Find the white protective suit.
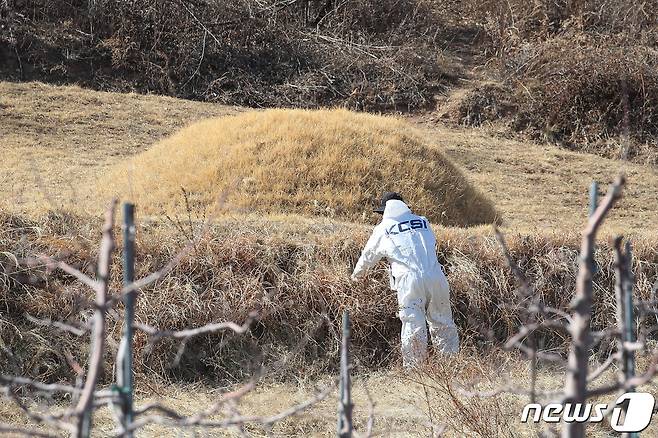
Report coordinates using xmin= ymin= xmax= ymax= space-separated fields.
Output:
xmin=351 ymin=199 xmax=459 ymax=367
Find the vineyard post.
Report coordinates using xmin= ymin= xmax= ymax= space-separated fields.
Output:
xmin=590 ymin=181 xmax=598 ymax=274
xmin=337 ymin=310 xmax=353 ymax=438
xmin=624 ymin=240 xmax=636 ymax=385
xmin=624 ymin=240 xmax=639 ymax=438
xmin=563 ymin=176 xmax=624 ymax=438
xmin=589 ymin=181 xmax=598 ymax=216
xmin=118 ymin=203 xmax=136 ymax=436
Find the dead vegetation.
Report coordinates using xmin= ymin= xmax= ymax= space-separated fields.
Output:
xmin=0 ymin=81 xmax=239 ymax=213
xmin=499 ymin=30 xmax=658 ymax=164
xmin=3 ymin=0 xmax=657 ymax=164
xmin=0 ymin=202 xmax=341 ymax=437
xmin=465 ymin=0 xmax=658 ymax=163
xmin=437 ymin=82 xmax=516 ymax=128
xmin=0 ymin=0 xmax=468 ymax=111
xmin=2 ymin=199 xmax=658 ymax=436
xmin=2 ymin=209 xmax=657 ymax=388
xmin=3 ymin=82 xmax=658 ymax=233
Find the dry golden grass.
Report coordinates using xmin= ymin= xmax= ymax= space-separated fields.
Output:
xmin=0 ymin=81 xmax=239 ymax=214
xmin=3 ymin=81 xmax=657 ymax=234
xmin=2 ymin=81 xmax=658 ymax=436
xmin=3 ymin=349 xmax=658 ymax=437
xmin=411 ymin=119 xmax=658 ymax=235
xmin=97 ymin=108 xmax=497 ymax=226
xmin=3 ymin=210 xmax=657 ymax=384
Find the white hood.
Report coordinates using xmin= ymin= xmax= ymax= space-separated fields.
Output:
xmin=353 ymin=199 xmax=443 ymax=285
xmin=383 ymin=200 xmax=411 ymax=219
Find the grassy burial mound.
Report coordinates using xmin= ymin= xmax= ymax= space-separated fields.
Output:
xmin=99 ymin=109 xmax=498 ymax=226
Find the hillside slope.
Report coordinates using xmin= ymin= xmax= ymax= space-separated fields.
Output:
xmin=1 ymin=81 xmax=656 ymax=234
xmin=4 ymin=0 xmax=657 ymax=164
xmin=2 ymin=81 xmax=658 ymax=437
xmin=413 ymin=122 xmax=658 ymax=234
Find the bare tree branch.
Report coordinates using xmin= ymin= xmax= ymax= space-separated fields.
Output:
xmin=73 ymin=200 xmax=117 ymax=437
xmin=134 ymin=310 xmax=258 ymax=340
xmin=24 ymin=313 xmax=90 ymax=336
xmin=562 ymin=175 xmax=625 ymax=438
xmin=0 ymin=375 xmax=82 ymax=395
xmin=0 ymin=424 xmax=58 ymax=438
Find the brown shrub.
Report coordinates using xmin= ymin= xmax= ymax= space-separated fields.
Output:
xmin=470 ymin=0 xmax=658 ymax=161
xmin=1 ymin=212 xmax=657 ymax=384
xmin=439 ymin=82 xmax=516 ymax=127
xmin=473 ymin=0 xmax=658 ymax=51
xmin=0 ymin=0 xmax=466 ymax=111
xmin=505 ymin=33 xmax=658 ymax=160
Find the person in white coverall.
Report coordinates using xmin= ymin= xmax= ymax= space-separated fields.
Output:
xmin=351 ymin=192 xmax=459 ymax=367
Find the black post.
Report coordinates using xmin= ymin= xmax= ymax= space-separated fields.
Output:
xmin=121 ymin=203 xmax=136 ymax=435
xmin=337 ymin=310 xmax=353 ymax=438
xmin=590 ymin=181 xmax=598 ymax=275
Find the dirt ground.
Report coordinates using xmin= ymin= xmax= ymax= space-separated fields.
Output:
xmin=4 ymin=349 xmax=657 ymax=437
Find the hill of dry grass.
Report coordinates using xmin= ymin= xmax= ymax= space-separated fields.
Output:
xmin=98 ymin=108 xmax=498 ymax=226
xmin=3 ymin=82 xmax=658 ymax=233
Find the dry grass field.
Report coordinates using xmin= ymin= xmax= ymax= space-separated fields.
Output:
xmin=411 ymin=122 xmax=658 ymax=236
xmin=0 ymin=82 xmax=239 ymax=214
xmin=2 ymin=82 xmax=657 ymax=234
xmin=1 ymin=81 xmax=658 ymax=436
xmin=2 ymin=351 xmax=657 ymax=437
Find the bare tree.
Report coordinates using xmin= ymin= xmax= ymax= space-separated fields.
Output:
xmin=0 ymin=200 xmax=335 ymax=437
xmin=562 ymin=175 xmax=624 ymax=437
xmin=454 ymin=175 xmax=658 ymax=438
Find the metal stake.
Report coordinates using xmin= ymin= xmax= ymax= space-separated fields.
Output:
xmin=337 ymin=310 xmax=353 ymax=438
xmin=589 ymin=181 xmax=598 ymax=217
xmin=590 ymin=181 xmax=598 ymax=274
xmin=624 ymin=240 xmax=639 ymax=438
xmin=119 ymin=203 xmax=136 ymax=436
